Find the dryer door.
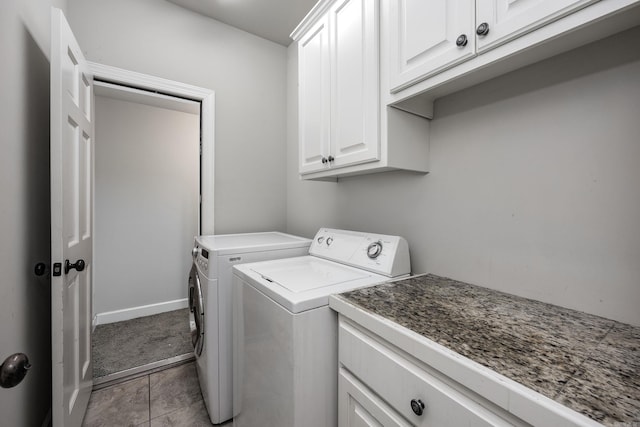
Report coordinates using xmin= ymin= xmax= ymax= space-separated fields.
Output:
xmin=188 ymin=263 xmax=205 ymax=356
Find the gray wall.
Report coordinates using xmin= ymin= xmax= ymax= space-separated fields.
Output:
xmin=286 ymin=27 xmax=640 ymax=327
xmin=0 ymin=0 xmax=67 ymax=425
xmin=67 ymin=0 xmax=289 ymax=234
xmin=94 ymin=95 xmax=199 ymax=318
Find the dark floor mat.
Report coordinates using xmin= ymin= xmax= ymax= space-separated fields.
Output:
xmin=92 ymin=308 xmax=192 ymax=379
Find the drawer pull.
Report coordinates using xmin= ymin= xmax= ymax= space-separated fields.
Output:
xmin=410 ymin=398 xmax=425 ymax=416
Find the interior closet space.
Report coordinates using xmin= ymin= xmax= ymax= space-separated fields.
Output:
xmin=93 ymin=84 xmax=200 ymax=325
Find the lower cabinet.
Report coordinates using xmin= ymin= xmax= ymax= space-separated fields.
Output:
xmin=339 ymin=368 xmax=410 ymax=427
xmin=338 ymin=317 xmax=528 ymax=427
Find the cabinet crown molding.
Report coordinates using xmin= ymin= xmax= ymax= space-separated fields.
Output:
xmin=290 ymin=0 xmax=334 ymax=41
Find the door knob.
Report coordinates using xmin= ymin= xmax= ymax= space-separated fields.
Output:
xmin=64 ymin=259 xmax=86 ymax=274
xmin=1 ymin=353 xmax=31 ymax=388
xmin=456 ymin=34 xmax=468 ymax=47
xmin=327 ymin=155 xmax=335 ymax=163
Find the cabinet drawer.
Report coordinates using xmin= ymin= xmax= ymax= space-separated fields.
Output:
xmin=339 ymin=320 xmax=524 ymax=426
xmin=339 ymin=367 xmax=411 ymax=427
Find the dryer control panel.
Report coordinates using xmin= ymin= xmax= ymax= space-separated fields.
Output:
xmin=193 ymin=245 xmax=210 ymax=275
xmin=309 ymin=228 xmax=410 ymax=277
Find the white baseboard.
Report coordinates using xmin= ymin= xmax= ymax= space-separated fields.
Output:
xmin=95 ymin=299 xmax=188 ymax=325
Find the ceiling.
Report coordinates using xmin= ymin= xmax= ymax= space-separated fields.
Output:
xmin=166 ymin=0 xmax=319 ymax=46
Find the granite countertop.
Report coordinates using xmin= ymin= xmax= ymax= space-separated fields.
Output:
xmin=338 ymin=274 xmax=640 ymax=426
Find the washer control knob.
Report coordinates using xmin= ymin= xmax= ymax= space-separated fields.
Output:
xmin=410 ymin=398 xmax=425 ymax=416
xmin=326 ymin=237 xmax=333 ymax=246
xmin=192 ymin=247 xmax=199 ymax=259
xmin=317 ymin=236 xmax=325 ymax=244
xmin=367 ymin=241 xmax=383 ymax=259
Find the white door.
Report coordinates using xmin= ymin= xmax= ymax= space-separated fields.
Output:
xmin=475 ymin=0 xmax=598 ymax=51
xmin=50 ymin=7 xmax=94 ymax=426
xmin=388 ymin=0 xmax=475 ymax=93
xmin=299 ymin=15 xmax=331 ymax=174
xmin=330 ymin=0 xmax=380 ymax=169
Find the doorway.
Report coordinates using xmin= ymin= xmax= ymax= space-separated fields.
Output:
xmin=87 ymin=64 xmax=215 ymax=386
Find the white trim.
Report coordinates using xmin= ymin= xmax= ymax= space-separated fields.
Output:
xmin=93 ymin=80 xmax=200 ymax=115
xmin=95 ymin=298 xmax=189 ymax=325
xmin=87 ymin=61 xmax=215 ymax=233
xmin=93 ymin=354 xmax=195 ymax=390
xmin=290 ymin=0 xmax=335 ymax=41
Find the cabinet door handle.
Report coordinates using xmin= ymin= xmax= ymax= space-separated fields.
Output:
xmin=321 ymin=157 xmax=328 ymax=164
xmin=327 ymin=155 xmax=335 ymax=163
xmin=476 ymin=22 xmax=490 ymax=36
xmin=456 ymin=34 xmax=468 ymax=47
xmin=410 ymin=398 xmax=425 ymax=416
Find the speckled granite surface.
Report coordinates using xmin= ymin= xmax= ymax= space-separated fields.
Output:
xmin=339 ymin=274 xmax=640 ymax=426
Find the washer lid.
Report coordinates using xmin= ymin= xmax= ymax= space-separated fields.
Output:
xmin=196 ymin=232 xmax=311 ymax=254
xmin=252 ymin=257 xmax=370 ymax=292
xmin=235 ymin=256 xmax=389 ymax=313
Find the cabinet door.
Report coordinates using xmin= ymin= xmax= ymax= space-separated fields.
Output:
xmin=339 ymin=368 xmax=411 ymax=427
xmin=388 ymin=0 xmax=475 ymax=93
xmin=329 ymin=0 xmax=380 ymax=168
xmin=340 ymin=321 xmax=516 ymax=427
xmin=299 ymin=15 xmax=331 ymax=174
xmin=476 ymin=0 xmax=599 ymax=51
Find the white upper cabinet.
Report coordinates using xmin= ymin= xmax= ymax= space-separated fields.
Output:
xmin=387 ymin=0 xmax=640 ymax=118
xmin=390 ymin=0 xmax=597 ymax=93
xmin=475 ymin=0 xmax=599 ymax=51
xmin=330 ymin=0 xmax=380 ymax=170
xmin=293 ymin=0 xmax=431 ymax=180
xmin=297 ymin=0 xmax=380 ymax=176
xmin=389 ymin=0 xmax=475 ymax=93
xmin=299 ymin=15 xmax=331 ymax=174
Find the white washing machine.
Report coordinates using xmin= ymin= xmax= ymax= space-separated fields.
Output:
xmin=232 ymin=228 xmax=411 ymax=427
xmin=188 ymin=232 xmax=311 ymax=424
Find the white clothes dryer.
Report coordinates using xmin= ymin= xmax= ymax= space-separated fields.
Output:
xmin=232 ymin=228 xmax=411 ymax=427
xmin=188 ymin=232 xmax=311 ymax=424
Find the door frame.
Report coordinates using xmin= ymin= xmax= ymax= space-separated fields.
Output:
xmin=88 ymin=62 xmax=215 ymax=234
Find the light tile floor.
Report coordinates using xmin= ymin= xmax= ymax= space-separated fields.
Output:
xmin=82 ymin=362 xmax=231 ymax=427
